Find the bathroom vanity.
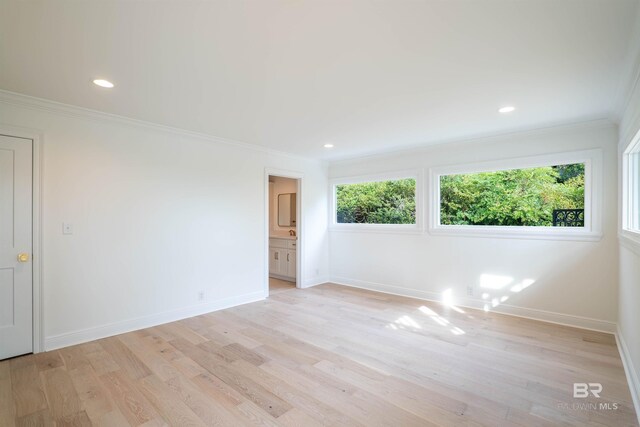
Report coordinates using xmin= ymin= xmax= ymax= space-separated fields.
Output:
xmin=269 ymin=236 xmax=297 ymax=282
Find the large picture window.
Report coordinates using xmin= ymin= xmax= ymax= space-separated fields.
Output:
xmin=429 ymin=150 xmax=602 ymax=240
xmin=331 ymin=172 xmax=420 ymax=229
xmin=439 ymin=163 xmax=585 ymax=227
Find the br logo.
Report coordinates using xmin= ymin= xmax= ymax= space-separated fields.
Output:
xmin=573 ymin=383 xmax=602 ymax=398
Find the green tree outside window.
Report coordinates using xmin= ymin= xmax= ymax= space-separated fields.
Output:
xmin=336 ymin=178 xmax=416 ymax=224
xmin=439 ymin=163 xmax=585 ymax=226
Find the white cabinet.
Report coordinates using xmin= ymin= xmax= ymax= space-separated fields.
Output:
xmin=269 ymin=248 xmax=281 ymax=274
xmin=269 ymin=238 xmax=296 ymax=282
xmin=286 ymin=250 xmax=296 ymax=279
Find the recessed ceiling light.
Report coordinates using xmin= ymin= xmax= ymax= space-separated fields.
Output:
xmin=93 ymin=79 xmax=114 ymax=88
xmin=498 ymin=106 xmax=515 ymax=113
xmin=323 ymin=143 xmax=334 ymax=148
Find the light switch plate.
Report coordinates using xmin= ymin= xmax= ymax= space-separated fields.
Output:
xmin=63 ymin=222 xmax=73 ymax=235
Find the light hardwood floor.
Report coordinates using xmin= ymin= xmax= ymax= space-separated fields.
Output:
xmin=1 ymin=284 xmax=637 ymax=426
xmin=269 ymin=278 xmax=296 ymax=295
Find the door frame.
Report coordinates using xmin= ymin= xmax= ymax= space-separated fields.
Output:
xmin=0 ymin=125 xmax=43 ymax=354
xmin=264 ymin=168 xmax=303 ymax=297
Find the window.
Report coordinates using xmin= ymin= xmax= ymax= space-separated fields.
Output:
xmin=331 ymin=172 xmax=420 ymax=229
xmin=629 ymin=150 xmax=640 ymax=231
xmin=622 ymin=129 xmax=640 ymax=243
xmin=429 ymin=150 xmax=602 ymax=240
xmin=439 ymin=163 xmax=585 ymax=227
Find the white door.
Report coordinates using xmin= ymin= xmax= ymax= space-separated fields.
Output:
xmin=0 ymin=135 xmax=33 ymax=360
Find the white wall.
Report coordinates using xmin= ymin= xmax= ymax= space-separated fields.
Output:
xmin=0 ymin=87 xmax=631 ymax=389
xmin=0 ymin=92 xmax=329 ymax=350
xmin=618 ymin=61 xmax=640 ymax=415
xmin=329 ymin=122 xmax=619 ymax=330
xmin=269 ymin=176 xmax=297 ymax=236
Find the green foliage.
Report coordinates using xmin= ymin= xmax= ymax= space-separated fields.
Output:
xmin=440 ymin=163 xmax=584 ymax=226
xmin=336 ymin=178 xmax=416 ymax=224
xmin=554 ymin=163 xmax=585 ymax=183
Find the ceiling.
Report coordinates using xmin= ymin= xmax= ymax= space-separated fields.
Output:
xmin=1 ymin=0 xmax=639 ymax=160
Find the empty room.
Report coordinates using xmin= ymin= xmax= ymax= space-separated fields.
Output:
xmin=1 ymin=1 xmax=640 ymax=426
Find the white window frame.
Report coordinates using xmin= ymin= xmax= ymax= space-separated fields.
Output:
xmin=329 ymin=170 xmax=423 ymax=233
xmin=428 ymin=149 xmax=603 ymax=241
xmin=621 ymin=128 xmax=640 ymax=251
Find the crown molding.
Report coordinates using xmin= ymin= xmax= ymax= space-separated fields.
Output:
xmin=329 ymin=117 xmax=615 ymax=165
xmin=0 ymin=89 xmax=319 ymax=163
xmin=0 ymin=88 xmax=618 ymax=167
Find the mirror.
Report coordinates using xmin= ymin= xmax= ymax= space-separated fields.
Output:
xmin=278 ymin=193 xmax=297 ymax=227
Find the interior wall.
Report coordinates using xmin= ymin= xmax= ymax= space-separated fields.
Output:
xmin=269 ymin=176 xmax=297 ymax=236
xmin=329 ymin=122 xmax=619 ymax=329
xmin=618 ymin=66 xmax=640 ymax=411
xmin=0 ymin=87 xmax=630 ymax=366
xmin=0 ymin=93 xmax=329 ymax=350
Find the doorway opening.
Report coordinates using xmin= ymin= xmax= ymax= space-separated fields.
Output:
xmin=266 ymin=172 xmax=301 ymax=296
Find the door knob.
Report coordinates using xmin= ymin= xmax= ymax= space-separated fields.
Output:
xmin=17 ymin=253 xmax=29 ymax=263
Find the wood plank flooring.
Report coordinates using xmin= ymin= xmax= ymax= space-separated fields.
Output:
xmin=1 ymin=283 xmax=637 ymax=426
xmin=269 ymin=278 xmax=296 ymax=295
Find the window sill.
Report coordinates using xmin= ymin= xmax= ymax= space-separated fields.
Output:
xmin=619 ymin=230 xmax=640 ymax=256
xmin=429 ymin=225 xmax=603 ymax=242
xmin=329 ymin=224 xmax=423 ymax=235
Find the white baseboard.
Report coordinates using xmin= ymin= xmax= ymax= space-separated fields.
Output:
xmin=329 ymin=277 xmax=617 ymax=334
xmin=616 ymin=326 xmax=640 ymax=425
xmin=44 ymin=291 xmax=264 ymax=351
xmin=302 ymin=276 xmax=330 ymax=289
